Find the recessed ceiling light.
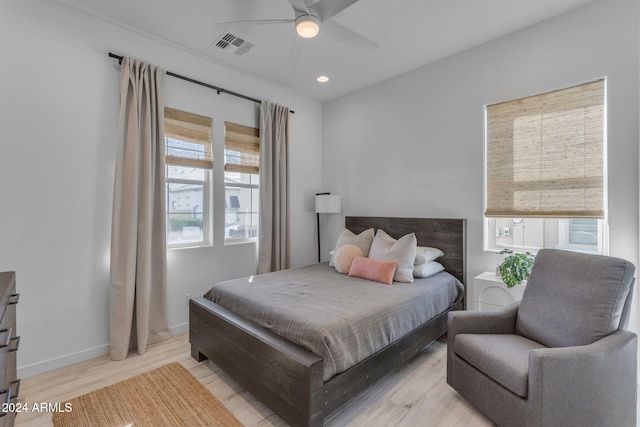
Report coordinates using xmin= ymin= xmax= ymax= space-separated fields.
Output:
xmin=317 ymin=76 xmax=330 ymax=83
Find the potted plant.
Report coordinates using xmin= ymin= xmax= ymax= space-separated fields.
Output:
xmin=500 ymin=252 xmax=535 ymax=288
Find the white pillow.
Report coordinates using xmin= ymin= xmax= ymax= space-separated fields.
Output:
xmin=329 ymin=228 xmax=375 ymax=267
xmin=334 ymin=244 xmax=363 ymax=274
xmin=414 ymin=246 xmax=444 ymax=265
xmin=369 ymin=230 xmax=417 ymax=283
xmin=413 ymin=261 xmax=444 ymax=278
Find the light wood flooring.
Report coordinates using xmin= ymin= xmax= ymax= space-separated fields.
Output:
xmin=15 ymin=333 xmax=492 ymax=427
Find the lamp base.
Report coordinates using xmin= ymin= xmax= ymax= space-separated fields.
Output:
xmin=317 ymin=212 xmax=321 ymax=263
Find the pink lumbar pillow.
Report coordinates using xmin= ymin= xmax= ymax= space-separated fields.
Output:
xmin=334 ymin=244 xmax=364 ymax=274
xmin=348 ymin=256 xmax=398 ymax=285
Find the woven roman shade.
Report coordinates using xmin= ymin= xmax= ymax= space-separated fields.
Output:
xmin=164 ymin=107 xmax=213 ymax=169
xmin=224 ymin=122 xmax=259 ymax=174
xmin=485 ymin=79 xmax=605 ymax=219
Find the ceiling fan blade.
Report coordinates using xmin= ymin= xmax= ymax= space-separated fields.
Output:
xmin=289 ymin=35 xmax=306 ymax=68
xmin=313 ymin=0 xmax=358 ymax=21
xmin=322 ymin=19 xmax=378 ymax=51
xmin=288 ymin=0 xmax=312 ymax=14
xmin=215 ymin=18 xmax=294 ymax=26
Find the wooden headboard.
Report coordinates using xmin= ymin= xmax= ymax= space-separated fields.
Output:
xmin=345 ymin=216 xmax=467 ymax=289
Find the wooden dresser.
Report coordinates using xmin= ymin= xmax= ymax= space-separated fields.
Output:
xmin=0 ymin=272 xmax=19 ymax=427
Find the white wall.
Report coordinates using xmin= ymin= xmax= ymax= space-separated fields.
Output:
xmin=0 ymin=0 xmax=322 ymax=377
xmin=322 ymin=0 xmax=639 ymax=321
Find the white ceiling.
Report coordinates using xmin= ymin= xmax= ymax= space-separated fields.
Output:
xmin=56 ymin=0 xmax=599 ymax=102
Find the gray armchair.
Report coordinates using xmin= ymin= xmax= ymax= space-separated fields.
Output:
xmin=448 ymin=249 xmax=636 ymax=427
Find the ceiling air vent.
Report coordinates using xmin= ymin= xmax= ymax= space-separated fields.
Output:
xmin=214 ymin=32 xmax=254 ymax=56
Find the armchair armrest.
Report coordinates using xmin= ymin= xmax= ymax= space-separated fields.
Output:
xmin=447 ymin=302 xmax=519 ymax=338
xmin=528 ymin=330 xmax=637 ymax=427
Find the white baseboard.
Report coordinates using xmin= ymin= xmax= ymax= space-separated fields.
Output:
xmin=18 ymin=322 xmax=190 ymax=378
xmin=170 ymin=322 xmax=189 ymax=335
xmin=18 ymin=343 xmax=110 ymax=378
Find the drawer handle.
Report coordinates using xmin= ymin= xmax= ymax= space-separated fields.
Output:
xmin=8 ymin=294 xmax=19 ymax=305
xmin=0 ymin=329 xmax=11 ymax=349
xmin=0 ymin=385 xmax=11 ymax=416
xmin=8 ymin=336 xmax=19 ymax=352
xmin=9 ymin=380 xmax=19 ymax=401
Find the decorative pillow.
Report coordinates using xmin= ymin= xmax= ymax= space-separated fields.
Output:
xmin=329 ymin=228 xmax=375 ymax=267
xmin=334 ymin=244 xmax=363 ymax=274
xmin=348 ymin=256 xmax=398 ymax=285
xmin=414 ymin=246 xmax=444 ymax=265
xmin=413 ymin=261 xmax=445 ymax=278
xmin=368 ymin=230 xmax=417 ymax=283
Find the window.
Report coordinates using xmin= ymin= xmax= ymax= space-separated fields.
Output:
xmin=484 ymin=80 xmax=607 ymax=254
xmin=224 ymin=122 xmax=259 ymax=243
xmin=164 ymin=107 xmax=213 ymax=247
xmin=568 ymin=219 xmax=598 ymax=245
xmin=486 ymin=218 xmax=606 ymax=254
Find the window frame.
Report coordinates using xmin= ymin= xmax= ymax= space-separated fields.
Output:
xmin=164 ymin=107 xmax=213 ymax=249
xmin=485 ymin=217 xmax=607 ymax=255
xmin=223 ymin=121 xmax=260 ymax=244
xmin=224 ymin=173 xmax=259 ymax=244
xmin=556 ymin=218 xmax=606 ymax=254
xmin=165 ymin=166 xmax=211 ymax=249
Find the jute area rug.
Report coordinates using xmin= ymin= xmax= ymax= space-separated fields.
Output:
xmin=53 ymin=362 xmax=244 ymax=426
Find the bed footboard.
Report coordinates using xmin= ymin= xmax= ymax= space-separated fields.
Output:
xmin=190 ymin=297 xmax=462 ymax=426
xmin=189 ymin=297 xmax=325 ymax=427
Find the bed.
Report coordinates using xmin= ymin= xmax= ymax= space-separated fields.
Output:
xmin=189 ymin=217 xmax=467 ymax=426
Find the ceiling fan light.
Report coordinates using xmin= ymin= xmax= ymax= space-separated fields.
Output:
xmin=296 ymin=15 xmax=320 ymax=38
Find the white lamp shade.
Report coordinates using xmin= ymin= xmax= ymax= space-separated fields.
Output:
xmin=315 ymin=194 xmax=341 ymax=213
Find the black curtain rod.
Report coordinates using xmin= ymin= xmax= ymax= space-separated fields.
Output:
xmin=108 ymin=52 xmax=294 ymax=114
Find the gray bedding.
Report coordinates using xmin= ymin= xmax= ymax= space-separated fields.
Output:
xmin=204 ymin=263 xmax=463 ymax=381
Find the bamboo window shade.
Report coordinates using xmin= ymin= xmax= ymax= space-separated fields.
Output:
xmin=224 ymin=122 xmax=259 ymax=174
xmin=164 ymin=107 xmax=213 ymax=169
xmin=485 ymin=79 xmax=605 ymax=219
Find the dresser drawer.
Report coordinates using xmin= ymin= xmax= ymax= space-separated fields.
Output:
xmin=4 ymin=336 xmax=18 ymax=390
xmin=0 ymin=379 xmax=19 ymax=426
xmin=0 ymin=310 xmax=13 ymax=338
xmin=0 ymin=274 xmax=14 ymax=326
xmin=0 ymin=273 xmax=17 ymax=427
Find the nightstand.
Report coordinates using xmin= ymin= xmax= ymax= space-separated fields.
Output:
xmin=472 ymin=271 xmax=525 ymax=311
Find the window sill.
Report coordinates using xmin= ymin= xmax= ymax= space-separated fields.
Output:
xmin=224 ymin=239 xmax=258 ymax=246
xmin=168 ymin=242 xmax=212 ymax=251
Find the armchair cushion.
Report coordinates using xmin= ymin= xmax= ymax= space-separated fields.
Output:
xmin=454 ymin=334 xmax=546 ymax=397
xmin=516 ymin=249 xmax=635 ymax=348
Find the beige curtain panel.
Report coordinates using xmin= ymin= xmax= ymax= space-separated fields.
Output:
xmin=110 ymin=57 xmax=171 ymax=361
xmin=485 ymin=79 xmax=605 ymax=219
xmin=258 ymin=101 xmax=290 ymax=273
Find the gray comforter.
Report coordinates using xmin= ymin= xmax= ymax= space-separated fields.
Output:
xmin=205 ymin=263 xmax=463 ymax=381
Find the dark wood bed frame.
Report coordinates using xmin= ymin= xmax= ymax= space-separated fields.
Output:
xmin=189 ymin=217 xmax=467 ymax=426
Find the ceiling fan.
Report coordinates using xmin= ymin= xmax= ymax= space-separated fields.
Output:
xmin=215 ymin=0 xmax=378 ymax=56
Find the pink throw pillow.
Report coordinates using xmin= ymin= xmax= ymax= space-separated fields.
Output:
xmin=348 ymin=256 xmax=398 ymax=285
